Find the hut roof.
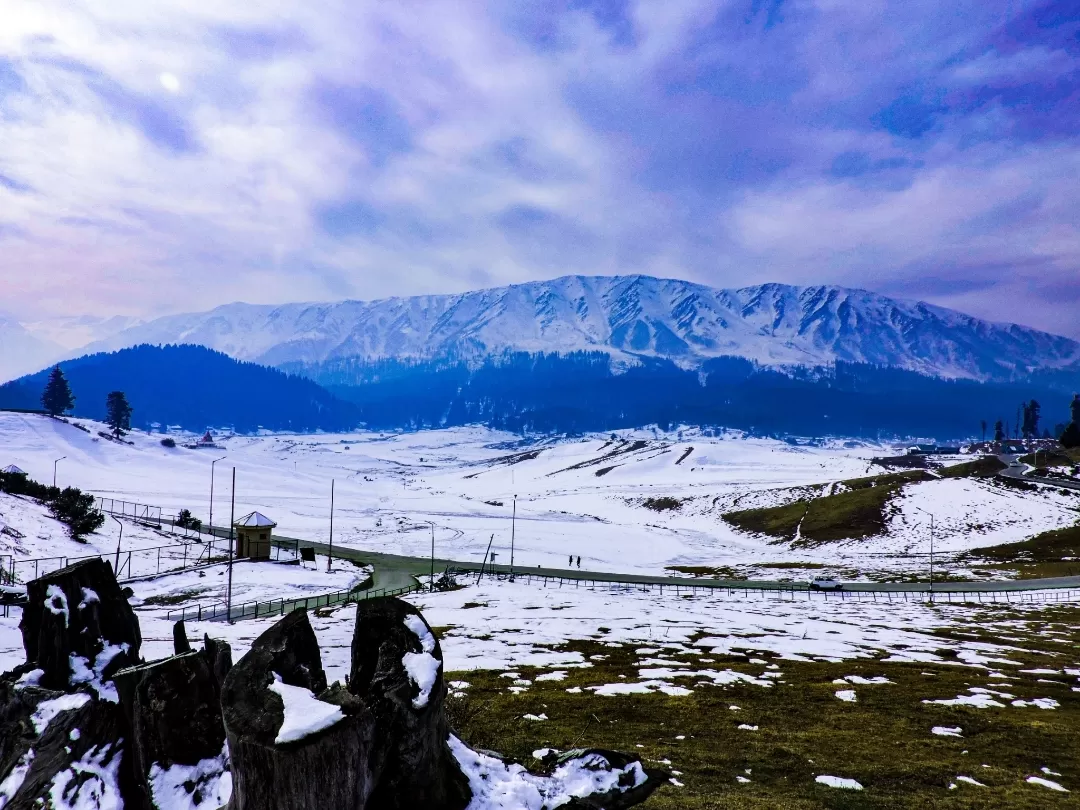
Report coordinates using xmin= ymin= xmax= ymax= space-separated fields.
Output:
xmin=1 ymin=465 xmax=27 ymax=475
xmin=234 ymin=511 xmax=276 ymax=528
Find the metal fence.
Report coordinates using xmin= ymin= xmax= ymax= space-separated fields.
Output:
xmin=460 ymin=570 xmax=1080 ymax=605
xmin=1 ymin=536 xmax=297 ymax=586
xmin=94 ymin=497 xmax=163 ymax=524
xmin=165 ymin=581 xmax=417 ymax=624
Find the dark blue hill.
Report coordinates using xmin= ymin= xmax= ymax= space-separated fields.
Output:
xmin=0 ymin=344 xmax=360 ymax=433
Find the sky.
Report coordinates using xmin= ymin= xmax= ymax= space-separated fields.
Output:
xmin=0 ymin=0 xmax=1078 ymax=342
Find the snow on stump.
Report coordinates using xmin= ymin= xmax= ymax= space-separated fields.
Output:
xmin=113 ymin=640 xmax=230 ymax=809
xmin=0 ymin=678 xmax=130 ymax=810
xmin=221 ymin=609 xmax=377 ymax=810
xmin=19 ymin=558 xmax=142 ymax=695
xmin=348 ymin=596 xmax=470 ymax=810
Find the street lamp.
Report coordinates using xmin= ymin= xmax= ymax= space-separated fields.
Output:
xmin=227 ymin=467 xmax=236 ymax=624
xmin=327 ymin=479 xmax=335 ymax=573
xmin=53 ymin=456 xmax=66 ymax=488
xmin=109 ymin=514 xmax=124 ymax=575
xmin=209 ymin=456 xmax=226 ymax=533
xmin=426 ymin=520 xmax=436 ymax=592
xmin=509 ymin=495 xmax=517 ymax=581
xmin=914 ymin=506 xmax=935 ymax=601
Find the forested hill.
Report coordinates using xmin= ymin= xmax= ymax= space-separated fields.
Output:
xmin=0 ymin=344 xmax=360 ymax=433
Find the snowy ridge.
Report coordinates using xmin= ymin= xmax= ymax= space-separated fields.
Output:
xmin=71 ymin=276 xmax=1080 ymax=382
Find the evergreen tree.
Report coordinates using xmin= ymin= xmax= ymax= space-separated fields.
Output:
xmin=1062 ymin=395 xmax=1080 ymax=449
xmin=105 ymin=391 xmax=133 ymax=437
xmin=40 ymin=365 xmax=75 ymax=416
xmin=1021 ymin=399 xmax=1041 ymax=439
xmin=980 ymin=419 xmax=987 ymax=442
xmin=994 ymin=420 xmax=1005 ymax=442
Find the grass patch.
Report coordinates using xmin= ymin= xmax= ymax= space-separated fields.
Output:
xmin=964 ymin=523 xmax=1080 ymax=566
xmin=665 ymin=565 xmax=747 ymax=580
xmin=757 ymin=562 xmax=827 ymax=570
xmin=939 ymin=456 xmax=1007 ymax=478
xmin=139 ymin=588 xmax=209 ymax=606
xmin=446 ymin=615 xmax=1080 ymax=809
xmin=1019 ymin=448 xmax=1080 ymax=468
xmin=724 ymin=471 xmax=931 ymax=546
xmin=642 ymin=497 xmax=682 ymax=512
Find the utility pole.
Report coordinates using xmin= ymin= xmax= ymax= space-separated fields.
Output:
xmin=915 ymin=506 xmax=935 ymax=601
xmin=428 ymin=520 xmax=436 ymax=592
xmin=53 ymin=456 xmax=66 ymax=488
xmin=109 ymin=514 xmax=123 ymax=575
xmin=327 ymin=479 xmax=335 ymax=573
xmin=510 ymin=495 xmax=517 ymax=581
xmin=227 ymin=467 xmax=236 ymax=624
xmin=209 ymin=456 xmax=226 ymax=532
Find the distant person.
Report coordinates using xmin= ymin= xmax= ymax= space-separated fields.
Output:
xmin=576 ymin=556 xmax=581 ymax=568
xmin=568 ymin=555 xmax=573 ymax=566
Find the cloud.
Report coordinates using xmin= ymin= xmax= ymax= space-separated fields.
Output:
xmin=0 ymin=0 xmax=1077 ymax=343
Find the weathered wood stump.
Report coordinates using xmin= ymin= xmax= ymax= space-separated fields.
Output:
xmin=350 ymin=597 xmax=470 ymax=810
xmin=19 ymin=558 xmax=142 ymax=693
xmin=221 ymin=609 xmax=377 ymax=810
xmin=114 ymin=639 xmax=229 ymax=810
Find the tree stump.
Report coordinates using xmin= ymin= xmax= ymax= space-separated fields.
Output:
xmin=19 ymin=558 xmax=142 ymax=692
xmin=349 ymin=597 xmax=470 ymax=810
xmin=222 ymin=610 xmax=377 ymax=810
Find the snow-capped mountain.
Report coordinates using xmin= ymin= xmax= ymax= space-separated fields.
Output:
xmin=73 ymin=275 xmax=1080 ymax=382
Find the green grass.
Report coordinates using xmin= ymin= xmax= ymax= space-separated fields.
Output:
xmin=939 ymin=456 xmax=1007 ymax=478
xmin=446 ymin=610 xmax=1080 ymax=809
xmin=1018 ymin=448 xmax=1080 ymax=468
xmin=724 ymin=472 xmax=931 ymax=546
xmin=665 ymin=565 xmax=748 ymax=579
xmin=961 ymin=523 xmax=1080 ymax=579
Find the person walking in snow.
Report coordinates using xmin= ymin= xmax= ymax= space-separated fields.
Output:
xmin=568 ymin=554 xmax=573 ymax=566
xmin=576 ymin=556 xmax=581 ymax=568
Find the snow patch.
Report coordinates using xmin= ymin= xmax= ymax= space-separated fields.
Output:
xmin=815 ymin=775 xmax=863 ymax=790
xmin=148 ymin=743 xmax=232 ymax=810
xmin=46 ymin=585 xmax=69 ymax=628
xmin=402 ymin=614 xmax=441 ymax=710
xmin=267 ymin=674 xmax=345 ymax=745
xmin=48 ymin=743 xmax=124 ymax=810
xmin=31 ymin=693 xmax=91 ymax=734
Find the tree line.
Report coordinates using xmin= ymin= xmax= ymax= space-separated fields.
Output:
xmin=0 ymin=468 xmax=104 ymax=540
xmin=41 ymin=365 xmax=132 ymax=437
xmin=982 ymin=395 xmax=1080 ymax=447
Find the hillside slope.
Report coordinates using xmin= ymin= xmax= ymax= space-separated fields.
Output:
xmin=0 ymin=344 xmax=360 ymax=433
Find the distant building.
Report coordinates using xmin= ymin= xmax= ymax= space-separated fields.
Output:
xmin=233 ymin=511 xmax=276 ymax=561
xmin=905 ymin=445 xmax=961 ymax=456
xmin=188 ymin=430 xmax=223 ymax=450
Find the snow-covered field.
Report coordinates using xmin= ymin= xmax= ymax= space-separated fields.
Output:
xmin=3 ymin=413 xmax=1076 ymax=583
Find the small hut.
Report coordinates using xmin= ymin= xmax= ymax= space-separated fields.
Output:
xmin=1 ymin=465 xmax=28 ymax=476
xmin=233 ymin=511 xmax=276 ymax=561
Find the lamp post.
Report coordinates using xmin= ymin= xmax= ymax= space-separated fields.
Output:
xmin=915 ymin=506 xmax=935 ymax=601
xmin=109 ymin=514 xmax=123 ymax=575
xmin=509 ymin=495 xmax=517 ymax=582
xmin=53 ymin=456 xmax=66 ymax=488
xmin=327 ymin=479 xmax=335 ymax=573
xmin=425 ymin=520 xmax=436 ymax=592
xmin=209 ymin=456 xmax=226 ymax=533
xmin=227 ymin=467 xmax=236 ymax=624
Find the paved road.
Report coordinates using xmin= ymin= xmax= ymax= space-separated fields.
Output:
xmin=273 ymin=533 xmax=1080 ymax=595
xmin=998 ymin=454 xmax=1080 ymax=492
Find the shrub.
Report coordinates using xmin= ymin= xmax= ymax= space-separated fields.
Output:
xmin=160 ymin=437 xmax=177 ymax=448
xmin=175 ymin=508 xmax=202 ymax=530
xmin=48 ymin=487 xmax=105 ymax=540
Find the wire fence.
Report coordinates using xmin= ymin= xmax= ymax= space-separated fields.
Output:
xmin=165 ymin=581 xmax=417 ymax=623
xmin=0 ymin=536 xmax=297 ymax=587
xmin=457 ymin=569 xmax=1080 ymax=606
xmin=94 ymin=497 xmax=163 ymax=524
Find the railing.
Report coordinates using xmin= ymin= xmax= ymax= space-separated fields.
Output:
xmin=456 ymin=569 xmax=1080 ymax=605
xmin=94 ymin=497 xmax=163 ymax=524
xmin=165 ymin=581 xmax=417 ymax=624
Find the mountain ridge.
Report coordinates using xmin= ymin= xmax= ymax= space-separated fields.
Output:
xmin=66 ymin=275 xmax=1080 ymax=383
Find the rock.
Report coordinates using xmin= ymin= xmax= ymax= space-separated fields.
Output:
xmin=19 ymin=558 xmax=142 ymax=694
xmin=538 ymin=749 xmax=671 ymax=809
xmin=349 ymin=597 xmax=470 ymax=810
xmin=222 ymin=610 xmax=377 ymax=810
xmin=203 ymin=635 xmax=233 ymax=693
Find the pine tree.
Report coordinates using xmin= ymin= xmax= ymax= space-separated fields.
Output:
xmin=105 ymin=391 xmax=133 ymax=438
xmin=41 ymin=366 xmax=75 ymax=416
xmin=994 ymin=420 xmax=1005 ymax=442
xmin=1062 ymin=395 xmax=1080 ymax=449
xmin=980 ymin=420 xmax=987 ymax=442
